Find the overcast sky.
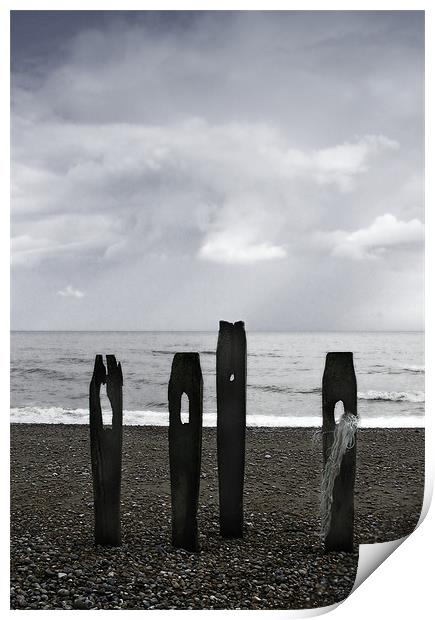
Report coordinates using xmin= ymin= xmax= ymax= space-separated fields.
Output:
xmin=11 ymin=10 xmax=424 ymax=331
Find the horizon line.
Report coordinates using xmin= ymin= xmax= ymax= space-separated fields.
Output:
xmin=10 ymin=329 xmax=425 ymax=334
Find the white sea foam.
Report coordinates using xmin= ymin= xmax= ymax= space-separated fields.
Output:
xmin=357 ymin=390 xmax=425 ymax=403
xmin=401 ymin=365 xmax=425 ymax=373
xmin=10 ymin=407 xmax=424 ymax=428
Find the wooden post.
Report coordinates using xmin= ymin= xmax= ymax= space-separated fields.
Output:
xmin=216 ymin=320 xmax=247 ymax=538
xmin=89 ymin=354 xmax=123 ymax=546
xmin=168 ymin=353 xmax=203 ymax=552
xmin=322 ymin=352 xmax=357 ymax=552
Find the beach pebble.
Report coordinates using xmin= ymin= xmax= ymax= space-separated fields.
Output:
xmin=73 ymin=597 xmax=92 ymax=610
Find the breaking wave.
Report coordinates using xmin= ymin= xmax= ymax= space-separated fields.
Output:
xmin=401 ymin=365 xmax=425 ymax=373
xmin=363 ymin=364 xmax=425 ymax=375
xmin=10 ymin=407 xmax=424 ymax=428
xmin=10 ymin=367 xmax=70 ymax=381
xmin=250 ymin=385 xmax=321 ymax=395
xmin=152 ymin=349 xmax=216 ymax=356
xmin=357 ymin=390 xmax=425 ymax=403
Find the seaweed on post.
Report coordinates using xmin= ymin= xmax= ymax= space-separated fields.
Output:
xmin=321 ymin=352 xmax=357 ymax=553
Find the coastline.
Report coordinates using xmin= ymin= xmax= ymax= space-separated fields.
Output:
xmin=10 ymin=424 xmax=424 ymax=610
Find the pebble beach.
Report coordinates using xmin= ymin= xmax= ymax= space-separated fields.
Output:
xmin=10 ymin=424 xmax=424 ymax=610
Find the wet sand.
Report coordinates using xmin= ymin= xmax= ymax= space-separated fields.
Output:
xmin=10 ymin=424 xmax=424 ymax=610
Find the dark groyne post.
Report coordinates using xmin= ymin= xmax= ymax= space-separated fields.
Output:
xmin=89 ymin=354 xmax=123 ymax=546
xmin=322 ymin=352 xmax=357 ymax=553
xmin=168 ymin=353 xmax=203 ymax=552
xmin=216 ymin=320 xmax=247 ymax=538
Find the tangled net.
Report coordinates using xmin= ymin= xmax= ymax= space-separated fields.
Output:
xmin=320 ymin=411 xmax=358 ymax=542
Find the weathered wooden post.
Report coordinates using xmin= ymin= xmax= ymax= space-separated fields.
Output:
xmin=321 ymin=352 xmax=357 ymax=553
xmin=168 ymin=353 xmax=203 ymax=552
xmin=89 ymin=354 xmax=123 ymax=546
xmin=216 ymin=320 xmax=247 ymax=538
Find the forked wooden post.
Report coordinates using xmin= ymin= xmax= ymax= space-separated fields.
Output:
xmin=168 ymin=353 xmax=203 ymax=552
xmin=322 ymin=352 xmax=357 ymax=552
xmin=216 ymin=320 xmax=247 ymax=538
xmin=89 ymin=354 xmax=123 ymax=546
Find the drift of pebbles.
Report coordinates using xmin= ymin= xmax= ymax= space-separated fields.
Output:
xmin=10 ymin=425 xmax=424 ymax=610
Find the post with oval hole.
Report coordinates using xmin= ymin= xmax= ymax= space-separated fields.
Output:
xmin=322 ymin=352 xmax=357 ymax=552
xmin=168 ymin=353 xmax=203 ymax=551
xmin=217 ymin=320 xmax=247 ymax=538
xmin=89 ymin=354 xmax=123 ymax=546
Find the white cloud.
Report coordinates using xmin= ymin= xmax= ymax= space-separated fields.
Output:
xmin=309 ymin=135 xmax=399 ymax=191
xmin=199 ymin=230 xmax=286 ymax=264
xmin=317 ymin=213 xmax=424 ymax=260
xmin=57 ymin=284 xmax=85 ymax=298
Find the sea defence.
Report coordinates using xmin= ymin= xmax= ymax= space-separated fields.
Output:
xmin=168 ymin=352 xmax=203 ymax=552
xmin=321 ymin=352 xmax=358 ymax=553
xmin=86 ymin=333 xmax=359 ymax=555
xmin=89 ymin=354 xmax=123 ymax=547
xmin=216 ymin=320 xmax=247 ymax=538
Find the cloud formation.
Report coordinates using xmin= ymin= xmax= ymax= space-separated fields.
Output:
xmin=199 ymin=232 xmax=287 ymax=265
xmin=316 ymin=214 xmax=424 ymax=260
xmin=10 ymin=11 xmax=424 ymax=330
xmin=57 ymin=285 xmax=85 ymax=299
xmin=11 ymin=118 xmax=400 ymax=268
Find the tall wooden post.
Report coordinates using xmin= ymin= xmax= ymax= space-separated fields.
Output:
xmin=168 ymin=353 xmax=203 ymax=552
xmin=89 ymin=354 xmax=123 ymax=546
xmin=322 ymin=352 xmax=357 ymax=552
xmin=216 ymin=320 xmax=247 ymax=538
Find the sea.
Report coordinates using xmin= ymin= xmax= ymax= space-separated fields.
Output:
xmin=10 ymin=331 xmax=424 ymax=428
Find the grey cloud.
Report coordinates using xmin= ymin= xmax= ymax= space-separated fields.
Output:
xmin=11 ymin=11 xmax=424 ymax=330
xmin=57 ymin=284 xmax=85 ymax=298
xmin=11 ymin=119 xmax=401 ymax=267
